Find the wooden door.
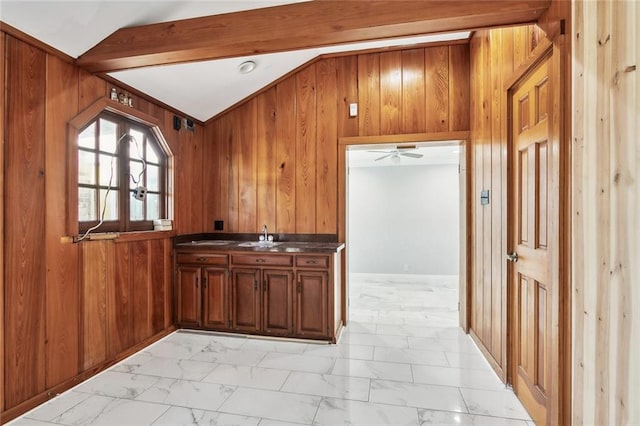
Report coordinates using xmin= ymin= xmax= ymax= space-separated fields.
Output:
xmin=262 ymin=269 xmax=294 ymax=335
xmin=295 ymin=271 xmax=329 ymax=338
xmin=203 ymin=268 xmax=230 ymax=330
xmin=176 ymin=266 xmax=201 ymax=327
xmin=231 ymin=269 xmax=261 ymax=332
xmin=509 ymin=52 xmax=557 ymax=426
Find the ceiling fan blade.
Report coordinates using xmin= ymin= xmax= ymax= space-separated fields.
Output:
xmin=368 ymin=150 xmax=393 ymax=154
xmin=400 ymin=152 xmax=423 ymax=158
xmin=375 ymin=153 xmax=394 ymax=161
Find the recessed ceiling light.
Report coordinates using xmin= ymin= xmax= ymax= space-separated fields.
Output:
xmin=238 ymin=60 xmax=256 ymax=74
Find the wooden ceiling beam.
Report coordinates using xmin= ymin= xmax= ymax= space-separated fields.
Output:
xmin=77 ymin=0 xmax=550 ymax=73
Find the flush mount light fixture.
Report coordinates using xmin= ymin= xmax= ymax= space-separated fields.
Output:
xmin=238 ymin=60 xmax=257 ymax=74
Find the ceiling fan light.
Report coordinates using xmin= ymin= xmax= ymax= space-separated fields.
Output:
xmin=391 ymin=155 xmax=401 ymax=164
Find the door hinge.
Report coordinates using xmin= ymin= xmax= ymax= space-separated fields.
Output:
xmin=458 ymin=302 xmax=460 ymax=311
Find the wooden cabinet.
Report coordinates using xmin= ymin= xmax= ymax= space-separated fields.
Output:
xmin=175 ymin=247 xmax=341 ymax=341
xmin=295 ymin=271 xmax=329 ymax=338
xmin=175 ymin=253 xmax=230 ymax=329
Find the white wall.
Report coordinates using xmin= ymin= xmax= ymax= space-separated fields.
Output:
xmin=348 ymin=164 xmax=459 ymax=275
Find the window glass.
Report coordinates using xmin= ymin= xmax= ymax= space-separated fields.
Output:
xmin=99 ymin=154 xmax=118 ymax=187
xmin=146 ymin=164 xmax=159 ymax=192
xmin=99 ymin=119 xmax=118 ymax=153
xmin=78 ymin=123 xmax=96 ymax=149
xmin=100 ymin=189 xmax=119 ymax=221
xmin=78 ymin=187 xmax=97 ymax=221
xmin=146 ymin=193 xmax=160 ymax=220
xmin=78 ymin=150 xmax=96 ymax=185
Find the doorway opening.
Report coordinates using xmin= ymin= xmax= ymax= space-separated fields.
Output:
xmin=344 ymin=141 xmax=466 ymax=331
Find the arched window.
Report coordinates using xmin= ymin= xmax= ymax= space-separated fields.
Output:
xmin=77 ymin=111 xmax=167 ymax=233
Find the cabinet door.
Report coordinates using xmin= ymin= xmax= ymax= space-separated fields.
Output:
xmin=262 ymin=269 xmax=294 ymax=336
xmin=176 ymin=266 xmax=201 ymax=327
xmin=295 ymin=271 xmax=329 ymax=338
xmin=203 ymin=268 xmax=229 ymax=330
xmin=231 ymin=269 xmax=261 ymax=332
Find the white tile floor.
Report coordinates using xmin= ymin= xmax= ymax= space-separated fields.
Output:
xmin=8 ymin=274 xmax=534 ymax=426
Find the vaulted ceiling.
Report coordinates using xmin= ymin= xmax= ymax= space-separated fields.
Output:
xmin=0 ymin=1 xmax=549 ymax=122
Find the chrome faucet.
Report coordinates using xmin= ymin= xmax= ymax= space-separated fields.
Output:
xmin=261 ymin=224 xmax=268 ymax=242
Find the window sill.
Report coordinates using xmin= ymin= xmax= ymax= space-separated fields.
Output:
xmin=66 ymin=229 xmax=176 ymax=244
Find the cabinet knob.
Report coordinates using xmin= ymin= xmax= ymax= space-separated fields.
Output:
xmin=255 ymin=258 xmax=266 ymax=263
xmin=196 ymin=257 xmax=207 ymax=262
xmin=307 ymin=260 xmax=317 ymax=265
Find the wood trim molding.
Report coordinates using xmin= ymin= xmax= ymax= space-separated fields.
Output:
xmin=77 ymin=0 xmax=549 ymax=73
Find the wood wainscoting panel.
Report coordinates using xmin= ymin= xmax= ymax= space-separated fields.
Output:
xmin=131 ymin=240 xmax=152 ymax=342
xmin=315 ymin=58 xmax=338 ymax=234
xmin=295 ymin=65 xmax=317 ymax=233
xmin=573 ymin=0 xmax=639 ymax=424
xmin=238 ymin=99 xmax=258 ymax=233
xmin=44 ymin=53 xmax=80 ymax=389
xmin=357 ymin=53 xmax=381 ymax=136
xmin=425 ymin=46 xmax=449 ymax=132
xmin=379 ymin=51 xmax=402 ymax=135
xmin=110 ymin=242 xmax=133 ymax=357
xmin=401 ymin=49 xmax=426 ymax=133
xmin=256 ymin=87 xmax=278 ymax=232
xmin=0 ymin=29 xmax=5 ymax=414
xmin=4 ymin=35 xmax=47 ymax=410
xmin=275 ymin=77 xmax=297 ymax=233
xmin=80 ymin=241 xmax=111 ymax=371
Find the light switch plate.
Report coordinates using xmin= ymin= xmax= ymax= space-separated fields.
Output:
xmin=349 ymin=103 xmax=358 ymax=117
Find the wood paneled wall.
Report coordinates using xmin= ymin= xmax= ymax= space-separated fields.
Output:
xmin=468 ymin=25 xmax=544 ymax=378
xmin=573 ymin=1 xmax=640 ymax=424
xmin=1 ymin=32 xmax=203 ymax=420
xmin=204 ymin=45 xmax=470 ymax=234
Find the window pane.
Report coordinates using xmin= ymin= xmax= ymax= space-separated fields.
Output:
xmin=78 ymin=187 xmax=97 ymax=221
xmin=99 ymin=119 xmax=118 ymax=153
xmin=146 ymin=142 xmax=160 ymax=163
xmin=99 ymin=154 xmax=118 ymax=187
xmin=130 ymin=192 xmax=144 ymax=221
xmin=146 ymin=193 xmax=160 ymax=220
xmin=78 ymin=150 xmax=96 ymax=185
xmin=129 ymin=129 xmax=145 ymax=160
xmin=99 ymin=189 xmax=118 ymax=221
xmin=129 ymin=160 xmax=144 ymax=189
xmin=146 ymin=165 xmax=159 ymax=191
xmin=78 ymin=123 xmax=96 ymax=149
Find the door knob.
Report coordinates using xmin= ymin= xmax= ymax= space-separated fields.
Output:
xmin=506 ymin=252 xmax=519 ymax=262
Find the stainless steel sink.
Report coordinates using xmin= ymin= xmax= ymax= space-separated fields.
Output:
xmin=236 ymin=241 xmax=282 ymax=248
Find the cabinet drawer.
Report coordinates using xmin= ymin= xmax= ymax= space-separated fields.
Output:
xmin=295 ymin=255 xmax=330 ymax=269
xmin=177 ymin=252 xmax=228 ymax=265
xmin=231 ymin=253 xmax=293 ymax=267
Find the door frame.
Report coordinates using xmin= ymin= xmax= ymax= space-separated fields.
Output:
xmin=337 ymin=131 xmax=471 ymax=330
xmin=505 ymin=36 xmax=571 ymax=425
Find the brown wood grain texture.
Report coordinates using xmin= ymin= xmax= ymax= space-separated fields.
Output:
xmin=275 ymin=77 xmax=297 ymax=233
xmin=0 ymin=29 xmax=5 ymax=414
xmin=295 ymin=65 xmax=317 ymax=233
xmin=110 ymin=243 xmax=132 ymax=357
xmin=358 ymin=53 xmax=381 ymax=136
xmin=448 ymin=44 xmax=471 ymax=131
xmin=315 ymin=58 xmax=338 ymax=234
xmin=78 ymin=69 xmax=106 ymax=111
xmin=44 ymin=54 xmax=80 ymax=388
xmin=162 ymin=238 xmax=173 ymax=329
xmin=202 ymin=122 xmax=218 ymax=231
xmin=336 ymin=56 xmax=358 ymax=139
xmin=512 ymin=26 xmax=529 ymax=69
xmin=150 ymin=239 xmax=166 ymax=334
xmin=424 ymin=46 xmax=450 ymax=132
xmin=379 ymin=51 xmax=403 ymax=135
xmin=80 ymin=241 xmax=110 ymax=371
xmin=179 ymin=125 xmax=204 ymax=234
xmin=4 ymin=36 xmax=47 ymax=409
xmin=401 ymin=49 xmax=426 ymax=133
xmin=132 ymin=240 xmax=152 ymax=342
xmin=227 ymin=108 xmax=241 ymax=232
xmin=238 ymin=99 xmax=258 ymax=232
xmin=215 ymin=116 xmax=232 ymax=231
xmin=256 ymin=88 xmax=278 ymax=231
xmin=77 ymin=0 xmax=549 ymax=72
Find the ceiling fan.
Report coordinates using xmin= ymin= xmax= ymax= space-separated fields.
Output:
xmin=369 ymin=146 xmax=423 ymax=162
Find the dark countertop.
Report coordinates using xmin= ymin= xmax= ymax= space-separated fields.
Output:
xmin=175 ymin=235 xmax=344 ymax=254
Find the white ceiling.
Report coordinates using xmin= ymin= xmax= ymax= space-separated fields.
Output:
xmin=348 ymin=144 xmax=462 ymax=168
xmin=0 ymin=0 xmax=470 ymax=122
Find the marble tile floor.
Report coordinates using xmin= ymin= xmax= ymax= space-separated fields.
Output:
xmin=8 ymin=274 xmax=533 ymax=426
